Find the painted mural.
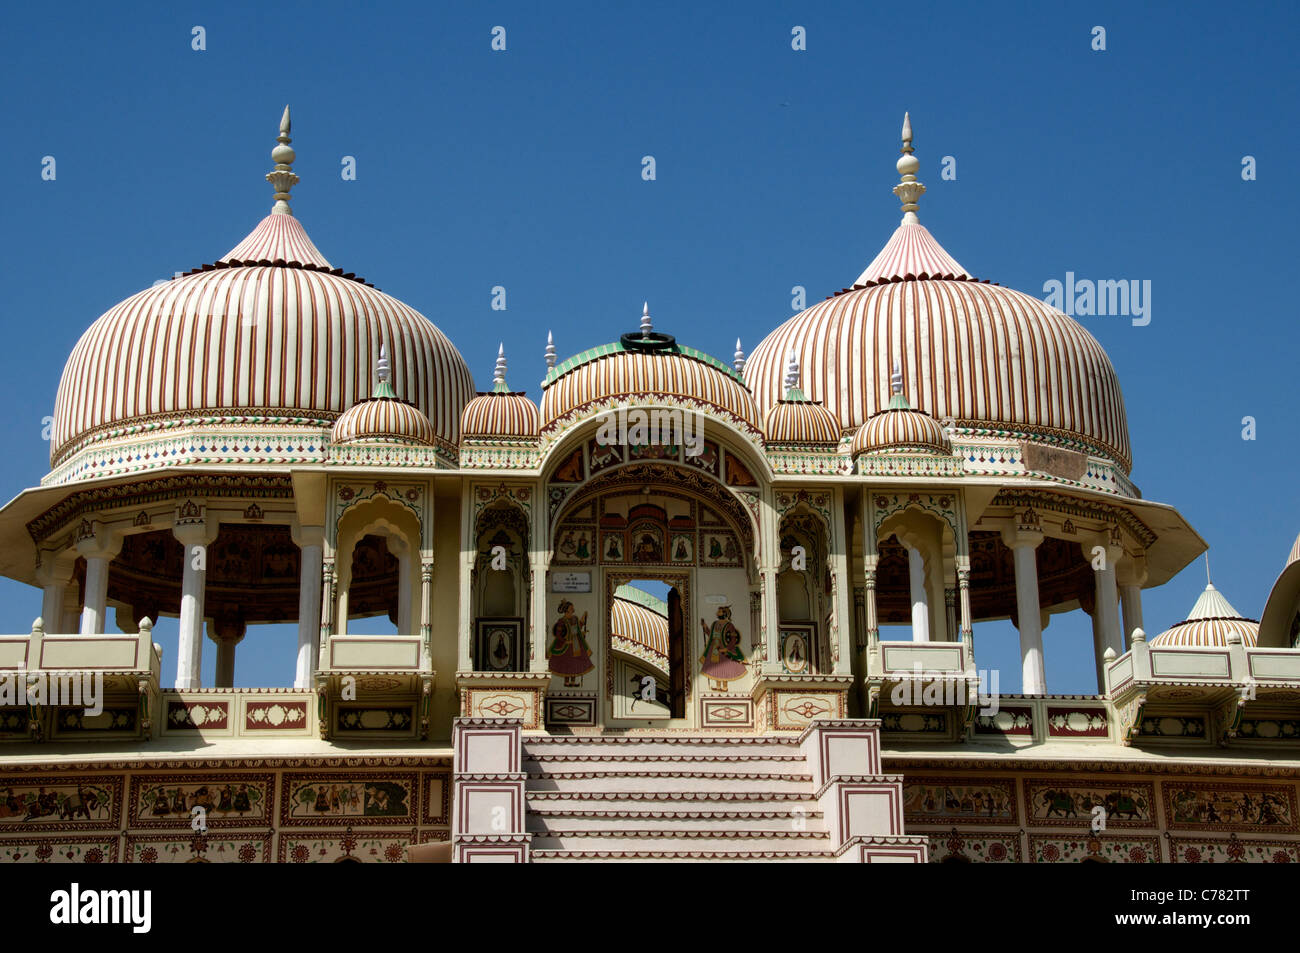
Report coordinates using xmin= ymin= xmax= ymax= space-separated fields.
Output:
xmin=1024 ymin=780 xmax=1156 ymax=827
xmin=1164 ymin=783 xmax=1296 ymax=833
xmin=903 ymin=780 xmax=1017 ymax=824
xmin=699 ymin=606 xmax=747 ymax=690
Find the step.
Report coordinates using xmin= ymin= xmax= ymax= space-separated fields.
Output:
xmin=525 ymin=769 xmax=814 ymax=794
xmin=532 ymin=847 xmax=836 ymax=863
xmin=523 ymin=753 xmax=807 ymax=776
xmin=526 ymin=805 xmax=824 ymax=833
xmin=523 ymin=735 xmax=801 ymax=760
xmin=526 ymin=791 xmax=818 ymax=808
xmin=529 ymin=829 xmax=831 ymax=852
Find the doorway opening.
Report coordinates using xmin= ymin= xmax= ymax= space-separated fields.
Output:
xmin=611 ymin=578 xmax=686 ymax=720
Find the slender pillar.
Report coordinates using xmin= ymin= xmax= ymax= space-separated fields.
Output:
xmin=173 ymin=520 xmax=217 ymax=690
xmin=1003 ymin=520 xmax=1046 ymax=695
xmin=293 ymin=526 xmax=325 ymax=690
xmin=319 ymin=558 xmax=336 ymax=667
xmin=210 ymin=616 xmax=246 ymax=689
xmin=420 ymin=559 xmax=433 ymax=670
xmin=75 ymin=531 xmax=122 ymax=635
xmin=1120 ymin=585 xmax=1144 ymax=654
xmin=1117 ymin=555 xmax=1148 ymax=654
xmin=36 ymin=558 xmax=74 ymax=634
xmin=956 ymin=561 xmax=973 ymax=658
xmin=906 ymin=544 xmax=929 ymax=642
xmin=863 ymin=560 xmax=880 ymax=669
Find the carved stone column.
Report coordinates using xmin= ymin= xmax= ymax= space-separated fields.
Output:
xmin=292 ymin=525 xmax=325 ymax=690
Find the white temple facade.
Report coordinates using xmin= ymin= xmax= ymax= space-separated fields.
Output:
xmin=0 ymin=110 xmax=1297 ymax=863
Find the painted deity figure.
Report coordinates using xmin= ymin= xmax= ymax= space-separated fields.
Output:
xmin=700 ymin=606 xmax=747 ymax=689
xmin=548 ymin=600 xmax=593 ymax=677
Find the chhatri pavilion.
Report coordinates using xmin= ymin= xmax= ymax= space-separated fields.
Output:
xmin=0 ymin=110 xmax=1297 ymax=863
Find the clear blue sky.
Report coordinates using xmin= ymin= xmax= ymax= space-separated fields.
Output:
xmin=0 ymin=1 xmax=1295 ymax=693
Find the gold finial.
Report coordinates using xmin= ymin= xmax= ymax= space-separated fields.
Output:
xmin=267 ymin=105 xmax=300 ymax=215
xmin=893 ymin=111 xmax=925 ymax=224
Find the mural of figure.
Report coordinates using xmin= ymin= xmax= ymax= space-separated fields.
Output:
xmin=548 ymin=600 xmax=593 ymax=678
xmin=233 ymin=784 xmax=251 ymax=814
xmin=576 ymin=534 xmax=590 ymax=560
xmin=700 ymin=606 xmax=747 ymax=689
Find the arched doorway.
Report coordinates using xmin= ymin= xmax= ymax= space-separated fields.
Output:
xmin=545 ymin=450 xmax=759 ymax=729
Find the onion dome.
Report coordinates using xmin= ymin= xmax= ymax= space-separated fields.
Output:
xmin=763 ymin=351 xmax=841 ymax=445
xmin=331 ymin=347 xmax=437 ymax=446
xmin=539 ymin=303 xmax=761 ymax=439
xmin=1151 ymin=581 xmax=1260 ymax=648
xmin=747 ymin=113 xmax=1131 ymax=472
xmin=611 ymin=584 xmax=669 ymax=672
xmin=852 ymin=361 xmax=952 ymax=456
xmin=1288 ymin=531 xmax=1300 ymax=570
xmin=460 ymin=344 xmax=540 ymax=439
xmin=49 ymin=107 xmax=473 ymax=480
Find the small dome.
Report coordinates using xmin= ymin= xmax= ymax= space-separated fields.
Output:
xmin=851 ymin=363 xmax=952 ymax=456
xmin=462 ymin=393 xmax=540 ymax=439
xmin=765 ymin=400 xmax=841 ymax=445
xmin=331 ymin=348 xmax=437 ymax=446
xmin=1287 ymin=531 xmax=1300 ymax=570
xmin=1150 ymin=583 xmax=1260 ymax=647
xmin=460 ymin=345 xmax=540 ymax=439
xmin=763 ymin=350 xmax=841 ymax=445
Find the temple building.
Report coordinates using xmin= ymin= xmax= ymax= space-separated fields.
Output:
xmin=0 ymin=109 xmax=1297 ymax=863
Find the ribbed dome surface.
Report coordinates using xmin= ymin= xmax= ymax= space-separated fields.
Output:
xmin=611 ymin=586 xmax=669 ymax=658
xmin=748 ymin=242 xmax=1131 ymax=471
xmin=540 ymin=343 xmax=760 ymax=434
xmin=764 ymin=400 xmax=841 ymax=445
xmin=1288 ymin=532 xmax=1300 ymax=570
xmin=51 ymin=220 xmax=474 ymax=466
xmin=461 ymin=392 xmax=540 ymax=439
xmin=332 ymin=396 xmax=437 ymax=446
xmin=1151 ymin=584 xmax=1260 ymax=647
xmin=852 ymin=404 xmax=952 ymax=456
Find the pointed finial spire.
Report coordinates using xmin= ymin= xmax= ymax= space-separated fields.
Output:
xmin=733 ymin=338 xmax=746 ymax=375
xmin=544 ymin=330 xmax=557 ymax=370
xmin=267 ymin=105 xmax=300 ymax=216
xmin=887 ymin=358 xmax=912 ymax=410
xmin=893 ymin=111 xmax=925 ymax=225
xmin=640 ymin=301 xmax=653 ymax=337
xmin=1205 ymin=552 xmax=1212 ymax=588
xmin=372 ymin=343 xmax=397 ymax=399
xmin=783 ymin=349 xmax=807 ymax=400
xmin=493 ymin=342 xmax=509 ymax=392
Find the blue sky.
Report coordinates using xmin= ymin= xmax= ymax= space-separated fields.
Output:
xmin=0 ymin=1 xmax=1295 ymax=692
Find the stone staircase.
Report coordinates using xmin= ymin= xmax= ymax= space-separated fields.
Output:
xmin=523 ymin=734 xmax=834 ymax=862
xmin=449 ymin=717 xmax=929 ymax=863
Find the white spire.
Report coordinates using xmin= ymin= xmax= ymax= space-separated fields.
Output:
xmin=733 ymin=338 xmax=746 ymax=374
xmin=893 ymin=111 xmax=925 ymax=225
xmin=891 ymin=359 xmax=904 ymax=396
xmin=267 ymin=105 xmax=300 ymax=216
xmin=784 ymin=349 xmax=800 ymax=390
xmin=544 ymin=330 xmax=557 ymax=370
xmin=1205 ymin=552 xmax=1212 ymax=587
xmin=377 ymin=343 xmax=390 ymax=383
xmin=640 ymin=301 xmax=653 ymax=337
xmin=493 ymin=342 xmax=508 ymax=389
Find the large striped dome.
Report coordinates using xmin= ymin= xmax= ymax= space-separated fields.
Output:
xmin=747 ymin=120 xmax=1132 ymax=472
xmin=748 ymin=266 xmax=1131 ymax=471
xmin=49 ymin=112 xmax=473 ymax=476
